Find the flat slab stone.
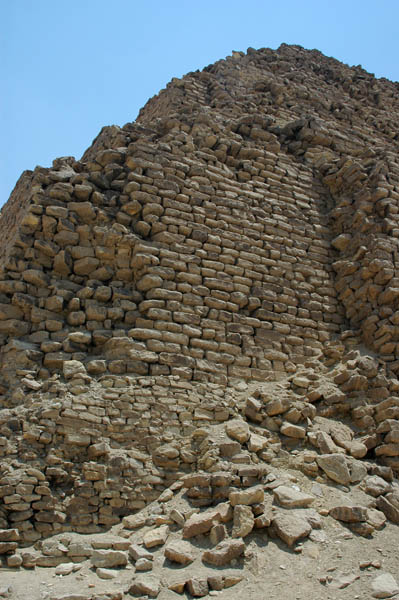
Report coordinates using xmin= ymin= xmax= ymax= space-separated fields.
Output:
xmin=273 ymin=486 xmax=315 ymax=508
xmin=122 ymin=513 xmax=147 ymax=529
xmin=330 ymin=505 xmax=368 ymax=523
xmin=229 ymin=485 xmax=264 ymax=506
xmin=372 ymin=573 xmax=399 ymax=598
xmin=183 ymin=509 xmax=220 ymax=538
xmin=90 ymin=549 xmax=127 ymax=568
xmin=272 ymin=512 xmax=312 ymax=547
xmin=143 ymin=525 xmax=169 ymax=548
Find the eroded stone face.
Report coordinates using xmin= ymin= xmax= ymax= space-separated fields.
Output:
xmin=1 ymin=44 xmax=399 ymax=554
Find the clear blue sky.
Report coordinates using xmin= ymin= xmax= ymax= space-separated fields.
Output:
xmin=2 ymin=0 xmax=398 ymax=206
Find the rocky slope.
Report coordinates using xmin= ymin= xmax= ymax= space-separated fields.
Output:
xmin=0 ymin=45 xmax=399 ymax=599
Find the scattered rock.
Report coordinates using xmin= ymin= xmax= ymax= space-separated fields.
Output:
xmin=6 ymin=554 xmax=22 ymax=568
xmin=129 ymin=574 xmax=161 ymax=598
xmin=143 ymin=525 xmax=169 ymax=548
xmin=367 ymin=508 xmax=387 ymax=530
xmin=186 ymin=577 xmax=208 ymax=598
xmin=232 ymin=504 xmax=254 ymax=537
xmin=129 ymin=544 xmax=153 ymax=562
xmin=90 ymin=549 xmax=128 ymax=568
xmin=210 ymin=523 xmax=227 ymax=544
xmin=202 ymin=539 xmax=245 ymax=566
xmin=164 ymin=540 xmax=195 ymax=565
xmin=55 ymin=562 xmax=76 ymax=576
xmin=225 ymin=419 xmax=250 ymax=444
xmin=229 ymin=485 xmax=264 ymax=506
xmin=363 ymin=476 xmax=391 ymax=497
xmin=122 ymin=513 xmax=147 ymax=529
xmin=316 ymin=454 xmax=351 ymax=485
xmin=329 ymin=570 xmax=360 ymax=589
xmin=183 ymin=509 xmax=220 ymax=538
xmin=280 ymin=422 xmax=306 ymax=439
xmin=96 ymin=567 xmax=118 ymax=579
xmin=273 ymin=485 xmax=315 ymax=508
xmin=372 ymin=573 xmax=399 ymax=598
xmin=329 ymin=505 xmax=368 ymax=523
xmin=135 ymin=558 xmax=153 ymax=571
xmin=272 ymin=512 xmax=312 ymax=546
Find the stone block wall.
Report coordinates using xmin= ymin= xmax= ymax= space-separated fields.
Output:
xmin=0 ymin=122 xmax=346 ymax=402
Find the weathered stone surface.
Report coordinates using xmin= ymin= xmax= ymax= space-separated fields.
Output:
xmin=55 ymin=563 xmax=76 ymax=576
xmin=0 ymin=529 xmax=19 ymax=542
xmin=367 ymin=508 xmax=387 ymax=530
xmin=143 ymin=525 xmax=169 ymax=548
xmin=280 ymin=422 xmax=306 ymax=439
xmin=225 ymin=419 xmax=250 ymax=444
xmin=272 ymin=513 xmax=312 ymax=546
xmin=232 ymin=505 xmax=254 ymax=538
xmin=363 ymin=476 xmax=391 ymax=497
xmin=186 ymin=577 xmax=208 ymax=598
xmin=96 ymin=567 xmax=118 ymax=579
xmin=329 ymin=505 xmax=368 ymax=523
xmin=164 ymin=540 xmax=195 ymax=565
xmin=229 ymin=486 xmax=264 ymax=506
xmin=129 ymin=574 xmax=160 ymax=598
xmin=1 ymin=44 xmax=399 ymax=559
xmin=168 ymin=579 xmax=186 ymax=594
xmin=376 ymin=496 xmax=399 ymax=524
xmin=122 ymin=513 xmax=147 ymax=529
xmin=63 ymin=360 xmax=86 ymax=379
xmin=129 ymin=544 xmax=153 ymax=562
xmin=248 ymin=433 xmax=268 ymax=452
xmin=0 ymin=543 xmax=17 ymax=555
xmin=135 ymin=558 xmax=153 ymax=571
xmin=183 ymin=510 xmax=220 ymax=538
xmin=224 ymin=574 xmax=244 ymax=588
xmin=316 ymin=454 xmax=351 ymax=485
xmin=7 ymin=554 xmax=22 ymax=568
xmin=90 ymin=549 xmax=128 ymax=568
xmin=202 ymin=539 xmax=245 ymax=566
xmin=371 ymin=573 xmax=399 ymax=598
xmin=209 ymin=523 xmax=227 ymax=545
xmin=273 ymin=486 xmax=315 ymax=508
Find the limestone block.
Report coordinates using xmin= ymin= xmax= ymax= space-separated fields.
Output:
xmin=225 ymin=419 xmax=250 ymax=444
xmin=316 ymin=454 xmax=351 ymax=485
xmin=272 ymin=512 xmax=312 ymax=547
xmin=164 ymin=540 xmax=195 ymax=565
xmin=232 ymin=505 xmax=254 ymax=538
xmin=273 ymin=486 xmax=315 ymax=508
xmin=202 ymin=539 xmax=245 ymax=566
xmin=128 ymin=574 xmax=160 ymax=598
xmin=143 ymin=525 xmax=169 ymax=548
xmin=183 ymin=509 xmax=221 ymax=538
xmin=329 ymin=505 xmax=368 ymax=523
xmin=229 ymin=486 xmax=264 ymax=506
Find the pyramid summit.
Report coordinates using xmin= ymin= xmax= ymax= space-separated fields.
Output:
xmin=0 ymin=45 xmax=398 ymax=597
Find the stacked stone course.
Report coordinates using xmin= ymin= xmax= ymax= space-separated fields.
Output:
xmin=1 ymin=44 xmax=399 ymax=549
xmin=0 ymin=54 xmax=361 ymax=399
